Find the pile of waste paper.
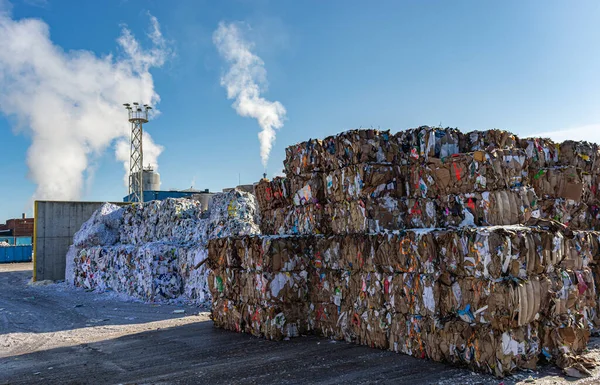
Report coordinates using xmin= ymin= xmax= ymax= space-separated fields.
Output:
xmin=66 ymin=189 xmax=260 ymax=305
xmin=211 ymin=126 xmax=600 ymax=378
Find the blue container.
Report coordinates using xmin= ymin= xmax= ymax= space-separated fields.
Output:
xmin=0 ymin=245 xmax=33 ymax=263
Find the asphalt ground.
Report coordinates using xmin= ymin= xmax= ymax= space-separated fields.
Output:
xmin=1 ymin=263 xmax=599 ymax=385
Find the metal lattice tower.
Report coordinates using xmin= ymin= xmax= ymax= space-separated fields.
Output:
xmin=123 ymin=102 xmax=152 ymax=203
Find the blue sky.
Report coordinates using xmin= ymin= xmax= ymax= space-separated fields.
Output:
xmin=1 ymin=0 xmax=600 ymax=221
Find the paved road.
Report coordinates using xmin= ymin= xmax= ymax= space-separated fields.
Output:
xmin=1 ymin=263 xmax=599 ymax=385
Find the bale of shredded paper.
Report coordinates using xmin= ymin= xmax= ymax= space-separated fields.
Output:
xmin=73 ymin=203 xmax=124 ymax=248
xmin=67 ymin=189 xmax=260 ymax=305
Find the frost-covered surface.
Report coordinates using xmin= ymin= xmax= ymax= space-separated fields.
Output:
xmin=67 ymin=189 xmax=260 ymax=305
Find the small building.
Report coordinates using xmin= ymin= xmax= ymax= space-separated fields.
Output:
xmin=0 ymin=214 xmax=34 ymax=245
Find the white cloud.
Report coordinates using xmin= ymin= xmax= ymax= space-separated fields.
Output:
xmin=213 ymin=21 xmax=286 ymax=168
xmin=0 ymin=7 xmax=167 ymax=200
xmin=533 ymin=124 xmax=600 ymax=143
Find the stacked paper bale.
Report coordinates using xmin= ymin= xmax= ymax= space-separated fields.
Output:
xmin=208 ymin=226 xmax=597 ymax=377
xmin=67 ymin=189 xmax=260 ymax=304
xmin=208 ymin=235 xmax=313 ymax=339
xmin=209 ymin=125 xmax=600 ymax=377
xmin=260 ymin=126 xmax=539 ymax=235
xmin=523 ymin=139 xmax=600 ymax=230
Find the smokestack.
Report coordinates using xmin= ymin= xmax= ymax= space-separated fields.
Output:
xmin=22 ymin=213 xmax=25 ymax=220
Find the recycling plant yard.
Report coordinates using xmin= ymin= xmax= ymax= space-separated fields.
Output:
xmin=3 ymin=126 xmax=600 ymax=385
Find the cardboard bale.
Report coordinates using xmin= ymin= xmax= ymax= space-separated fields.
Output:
xmin=321 ymin=129 xmax=400 ymax=170
xmin=395 ymin=126 xmax=464 ymax=161
xmin=546 ymin=269 xmax=596 ymax=321
xmin=559 ymin=140 xmax=599 ymax=172
xmin=212 ymin=299 xmax=308 ymax=340
xmin=404 ymin=149 xmax=528 ymax=198
xmin=531 ymin=166 xmax=592 ymax=203
xmin=289 ymin=172 xmax=325 ymax=206
xmin=388 ymin=314 xmax=430 ymax=359
xmin=351 ymin=308 xmax=391 ymax=350
xmin=254 ymin=177 xmax=291 ymax=212
xmin=309 ymin=268 xmax=352 ymax=304
xmin=211 ymin=298 xmax=244 ymax=333
xmin=521 ymin=137 xmax=560 ymax=169
xmin=371 ymin=231 xmax=438 ymax=273
xmin=435 ymin=226 xmax=565 ymax=279
xmin=261 ymin=204 xmax=328 ymax=235
xmin=464 ymin=129 xmax=519 ymax=152
xmin=308 ymin=302 xmax=348 ymax=340
xmin=439 ymin=276 xmax=551 ymax=330
xmin=322 ymin=163 xmax=404 ymax=203
xmin=382 ymin=273 xmax=439 ymax=317
xmin=284 ymin=138 xmax=324 ymax=176
xmin=436 ymin=188 xmax=539 ymax=227
xmin=539 ymin=199 xmax=591 ymax=230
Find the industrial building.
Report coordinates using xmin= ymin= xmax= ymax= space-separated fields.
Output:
xmin=0 ymin=214 xmax=33 ymax=245
xmin=122 ymin=167 xmax=215 ymax=211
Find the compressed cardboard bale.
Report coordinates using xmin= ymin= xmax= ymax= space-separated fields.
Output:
xmin=531 ymin=166 xmax=592 ymax=203
xmin=322 ymin=163 xmax=404 ymax=203
xmin=435 ymin=226 xmax=567 ymax=279
xmin=521 ymin=137 xmax=560 ymax=169
xmin=261 ymin=204 xmax=328 ymax=235
xmin=254 ymin=177 xmax=291 ymax=212
xmin=309 ymin=268 xmax=352 ymax=304
xmin=546 ymin=269 xmax=596 ymax=320
xmin=239 ymin=271 xmax=309 ymax=305
xmin=371 ymin=231 xmax=438 ymax=274
xmin=396 ymin=126 xmax=464 ymax=161
xmin=559 ymin=140 xmax=599 ymax=172
xmin=351 ymin=308 xmax=391 ymax=350
xmin=321 ymin=129 xmax=400 ymax=170
xmin=212 ymin=297 xmax=309 ymax=340
xmin=382 ymin=273 xmax=439 ymax=317
xmin=339 ymin=233 xmax=374 ymax=271
xmin=388 ymin=314 xmax=430 ymax=359
xmin=289 ymin=172 xmax=325 ymax=206
xmin=464 ymin=129 xmax=519 ymax=152
xmin=539 ymin=199 xmax=591 ymax=230
xmin=208 ymin=267 xmax=242 ymax=301
xmin=327 ymin=199 xmax=406 ymax=234
xmin=252 ymin=236 xmax=314 ymax=272
xmin=308 ymin=302 xmax=348 ymax=340
xmin=284 ymin=138 xmax=324 ymax=176
xmin=211 ymin=298 xmax=244 ymax=333
xmin=540 ymin=322 xmax=591 ymax=368
xmin=404 ymin=148 xmax=528 ymax=198
xmin=241 ymin=302 xmax=309 ymax=340
xmin=313 ymin=235 xmax=343 ymax=270
xmin=436 ymin=188 xmax=539 ymax=227
xmin=259 ymin=207 xmax=287 ymax=235
xmin=438 ymin=276 xmax=551 ymax=330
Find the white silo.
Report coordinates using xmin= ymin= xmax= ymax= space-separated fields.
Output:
xmin=131 ymin=167 xmax=161 ymax=193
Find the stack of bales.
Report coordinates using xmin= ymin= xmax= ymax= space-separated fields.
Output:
xmin=209 ymin=126 xmax=600 ymax=377
xmin=68 ymin=189 xmax=260 ymax=304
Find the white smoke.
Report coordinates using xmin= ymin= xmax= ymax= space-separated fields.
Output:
xmin=213 ymin=22 xmax=286 ymax=167
xmin=0 ymin=5 xmax=166 ymax=200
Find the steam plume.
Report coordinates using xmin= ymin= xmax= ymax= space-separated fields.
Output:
xmin=0 ymin=5 xmax=166 ymax=200
xmin=213 ymin=22 xmax=286 ymax=167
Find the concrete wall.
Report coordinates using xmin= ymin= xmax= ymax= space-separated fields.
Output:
xmin=33 ymin=201 xmax=128 ymax=281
